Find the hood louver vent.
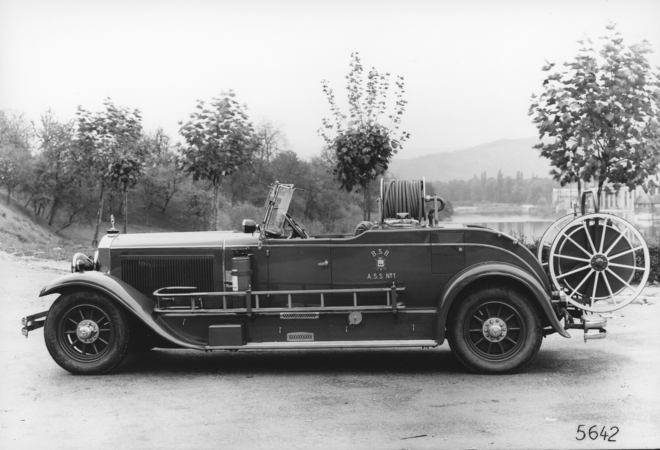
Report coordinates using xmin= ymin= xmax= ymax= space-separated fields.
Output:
xmin=120 ymin=255 xmax=214 ymax=297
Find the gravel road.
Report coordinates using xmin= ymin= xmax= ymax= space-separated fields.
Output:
xmin=1 ymin=252 xmax=659 ymax=450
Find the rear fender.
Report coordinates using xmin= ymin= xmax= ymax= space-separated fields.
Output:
xmin=436 ymin=262 xmax=570 ymax=344
xmin=40 ymin=271 xmax=199 ymax=349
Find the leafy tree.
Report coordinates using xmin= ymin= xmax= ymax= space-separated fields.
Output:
xmin=179 ymin=179 xmax=213 ymax=231
xmin=75 ymin=99 xmax=143 ymax=245
xmin=319 ymin=53 xmax=410 ymax=220
xmin=21 ymin=157 xmax=51 ymax=216
xmin=302 ymin=155 xmax=347 ymax=222
xmin=108 ymin=155 xmax=145 ymax=233
xmin=496 ymin=170 xmax=505 ymax=203
xmin=0 ymin=157 xmax=21 ymax=205
xmin=0 ymin=111 xmax=33 ymax=205
xmin=529 ymin=23 xmax=660 ymax=200
xmin=55 ymin=173 xmax=98 ymax=232
xmin=178 ymin=91 xmax=259 ymax=230
xmin=33 ymin=111 xmax=77 ymax=225
xmin=138 ymin=134 xmax=183 ymax=226
xmin=146 ymin=127 xmax=172 ymax=158
xmin=216 ymin=120 xmax=288 ymax=207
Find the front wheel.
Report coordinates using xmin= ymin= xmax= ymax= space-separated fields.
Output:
xmin=447 ymin=287 xmax=543 ymax=374
xmin=44 ymin=291 xmax=130 ymax=375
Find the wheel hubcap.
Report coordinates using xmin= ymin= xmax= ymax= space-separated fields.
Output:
xmin=466 ymin=301 xmax=524 ymax=361
xmin=483 ymin=318 xmax=507 ymax=342
xmin=76 ymin=320 xmax=99 ymax=343
xmin=59 ymin=304 xmax=114 ymax=361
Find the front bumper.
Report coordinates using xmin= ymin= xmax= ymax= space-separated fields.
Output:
xmin=22 ymin=311 xmax=48 ymax=337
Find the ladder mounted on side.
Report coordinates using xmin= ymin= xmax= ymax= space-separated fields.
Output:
xmin=152 ymin=284 xmax=406 ymax=317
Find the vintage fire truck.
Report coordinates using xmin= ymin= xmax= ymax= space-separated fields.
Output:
xmin=22 ymin=179 xmax=650 ymax=375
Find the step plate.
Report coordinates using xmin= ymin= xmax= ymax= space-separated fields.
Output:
xmin=287 ymin=332 xmax=314 ymax=342
xmin=281 ymin=312 xmax=319 ymax=320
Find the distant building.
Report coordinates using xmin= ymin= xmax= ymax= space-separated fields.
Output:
xmin=633 ymin=192 xmax=660 ymax=220
xmin=552 ymin=182 xmax=656 ymax=215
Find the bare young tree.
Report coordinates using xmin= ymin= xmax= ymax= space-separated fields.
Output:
xmin=254 ymin=119 xmax=287 ymax=183
xmin=319 ymin=53 xmax=410 ymax=220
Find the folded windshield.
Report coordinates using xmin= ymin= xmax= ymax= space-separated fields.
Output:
xmin=262 ymin=184 xmax=294 ymax=235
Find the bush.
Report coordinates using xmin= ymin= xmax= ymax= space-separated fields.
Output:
xmin=524 ymin=236 xmax=541 ymax=258
xmin=638 ymin=242 xmax=660 ymax=284
xmin=305 ymin=203 xmax=363 ymax=236
xmin=221 ymin=201 xmax=263 ymax=231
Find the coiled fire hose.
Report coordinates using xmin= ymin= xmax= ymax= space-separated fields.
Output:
xmin=381 ymin=179 xmax=425 ymax=221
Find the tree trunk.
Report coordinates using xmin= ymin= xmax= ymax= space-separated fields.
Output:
xmin=577 ymin=179 xmax=582 ymax=199
xmin=212 ymin=182 xmax=220 ymax=231
xmin=48 ymin=168 xmax=62 ymax=226
xmin=47 ymin=197 xmax=60 ymax=226
xmin=365 ymin=184 xmax=371 ymax=221
xmin=596 ymin=180 xmax=604 ymax=213
xmin=123 ymin=184 xmax=128 ymax=234
xmin=91 ymin=181 xmax=106 ymax=247
xmin=162 ymin=195 xmax=171 ymax=214
xmin=576 ymin=179 xmax=582 ymax=214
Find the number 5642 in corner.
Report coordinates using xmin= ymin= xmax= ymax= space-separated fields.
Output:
xmin=576 ymin=425 xmax=619 ymax=442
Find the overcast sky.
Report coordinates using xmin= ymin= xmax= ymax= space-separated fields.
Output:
xmin=1 ymin=0 xmax=659 ymax=160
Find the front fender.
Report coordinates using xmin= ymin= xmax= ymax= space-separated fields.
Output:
xmin=40 ymin=271 xmax=201 ymax=349
xmin=436 ymin=262 xmax=570 ymax=344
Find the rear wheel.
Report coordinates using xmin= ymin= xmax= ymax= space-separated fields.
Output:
xmin=44 ymin=291 xmax=130 ymax=375
xmin=448 ymin=287 xmax=543 ymax=374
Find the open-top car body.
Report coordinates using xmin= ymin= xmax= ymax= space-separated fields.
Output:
xmin=23 ymin=180 xmax=650 ymax=375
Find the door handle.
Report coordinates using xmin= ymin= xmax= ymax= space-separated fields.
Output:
xmin=318 ymin=260 xmax=329 ymax=267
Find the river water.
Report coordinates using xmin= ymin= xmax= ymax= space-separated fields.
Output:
xmin=444 ymin=211 xmax=660 ymax=244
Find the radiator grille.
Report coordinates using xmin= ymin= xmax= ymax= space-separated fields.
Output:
xmin=287 ymin=332 xmax=314 ymax=342
xmin=120 ymin=255 xmax=214 ymax=296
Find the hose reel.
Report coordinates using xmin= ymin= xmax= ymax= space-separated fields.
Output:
xmin=379 ymin=178 xmax=445 ymax=225
xmin=538 ymin=191 xmax=650 ymax=313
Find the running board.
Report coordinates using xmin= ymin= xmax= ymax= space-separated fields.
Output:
xmin=204 ymin=339 xmax=438 ymax=350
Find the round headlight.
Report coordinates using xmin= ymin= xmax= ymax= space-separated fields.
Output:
xmin=71 ymin=253 xmax=94 ymax=273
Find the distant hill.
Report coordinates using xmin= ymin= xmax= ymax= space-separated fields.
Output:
xmin=388 ymin=137 xmax=554 ymax=181
xmin=392 ymin=146 xmax=465 ymax=160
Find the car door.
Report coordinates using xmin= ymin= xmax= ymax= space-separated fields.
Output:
xmin=330 ymin=228 xmax=435 ymax=308
xmin=264 ymin=238 xmax=332 ymax=307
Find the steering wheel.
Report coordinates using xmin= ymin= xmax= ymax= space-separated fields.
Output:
xmin=284 ymin=213 xmax=308 ymax=239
